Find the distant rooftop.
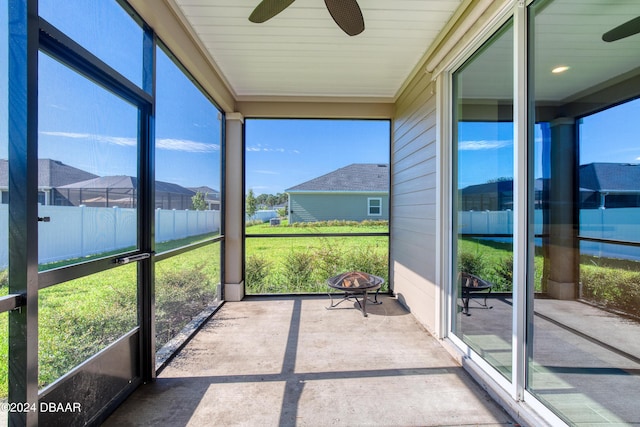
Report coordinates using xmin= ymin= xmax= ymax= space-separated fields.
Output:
xmin=0 ymin=159 xmax=98 ymax=188
xmin=286 ymin=163 xmax=389 ymax=193
xmin=579 ymin=163 xmax=640 ymax=192
xmin=188 ymin=186 xmax=220 ymax=200
xmin=460 ymin=163 xmax=640 ymax=194
xmin=59 ymin=175 xmax=195 ymax=195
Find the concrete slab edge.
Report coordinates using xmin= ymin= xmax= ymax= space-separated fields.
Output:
xmin=155 ymin=300 xmax=225 ymax=374
xmin=440 ymin=338 xmax=554 ymax=427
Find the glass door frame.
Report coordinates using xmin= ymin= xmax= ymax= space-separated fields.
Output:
xmin=7 ymin=0 xmax=157 ymax=424
xmin=439 ymin=1 xmax=566 ymax=425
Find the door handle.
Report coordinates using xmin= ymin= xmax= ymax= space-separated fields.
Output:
xmin=115 ymin=253 xmax=151 ymax=265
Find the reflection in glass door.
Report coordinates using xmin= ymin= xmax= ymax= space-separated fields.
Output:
xmin=527 ymin=0 xmax=640 ymax=424
xmin=451 ymin=20 xmax=514 ymax=380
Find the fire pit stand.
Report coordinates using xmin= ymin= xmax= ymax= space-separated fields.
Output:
xmin=326 ymin=271 xmax=384 ymax=317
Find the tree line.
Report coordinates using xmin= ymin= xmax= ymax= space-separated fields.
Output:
xmin=246 ymin=189 xmax=289 ymax=217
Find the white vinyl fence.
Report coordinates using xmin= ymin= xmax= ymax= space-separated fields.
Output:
xmin=459 ymin=208 xmax=640 ymax=260
xmin=246 ymin=209 xmax=278 ymax=222
xmin=0 ymin=204 xmax=220 ymax=268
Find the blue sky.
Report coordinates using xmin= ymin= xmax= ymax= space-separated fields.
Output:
xmin=2 ymin=4 xmax=640 ymax=195
xmin=245 ymin=119 xmax=390 ymax=195
xmin=579 ymin=98 xmax=640 ymax=165
xmin=455 ymin=98 xmax=640 ymax=189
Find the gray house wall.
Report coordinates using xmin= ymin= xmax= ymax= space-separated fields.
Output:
xmin=389 ymin=0 xmax=509 ymax=338
xmin=289 ymin=193 xmax=389 ymax=224
xmin=391 ymin=67 xmax=439 ymax=333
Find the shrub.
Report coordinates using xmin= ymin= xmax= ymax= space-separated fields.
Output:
xmin=245 ymin=254 xmax=271 ymax=288
xmin=281 ymin=249 xmax=315 ymax=291
xmin=246 ymin=219 xmax=264 ymax=227
xmin=580 ymin=263 xmax=640 ymax=318
xmin=341 ymin=243 xmax=389 ymax=286
xmin=311 ymin=243 xmax=343 ymax=283
xmin=458 ymin=251 xmax=485 ymax=276
xmin=289 ymin=219 xmax=388 ymax=228
xmin=155 ymin=266 xmax=216 ymax=349
xmin=492 ymin=255 xmax=513 ymax=291
xmin=0 ymin=269 xmax=7 ymax=290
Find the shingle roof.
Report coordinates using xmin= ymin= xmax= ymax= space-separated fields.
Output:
xmin=461 ymin=178 xmax=545 ymax=194
xmin=0 ymin=159 xmax=98 ymax=187
xmin=59 ymin=176 xmax=195 ymax=195
xmin=579 ymin=163 xmax=640 ymax=192
xmin=286 ymin=163 xmax=389 ymax=192
xmin=460 ymin=163 xmax=640 ymax=195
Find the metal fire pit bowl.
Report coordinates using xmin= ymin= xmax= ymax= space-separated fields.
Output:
xmin=326 ymin=271 xmax=384 ymax=317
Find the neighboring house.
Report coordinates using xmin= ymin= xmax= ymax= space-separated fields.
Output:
xmin=580 ymin=163 xmax=640 ymax=208
xmin=460 ymin=179 xmax=546 ymax=211
xmin=0 ymin=158 xmax=98 ymax=205
xmin=285 ymin=163 xmax=389 ymax=224
xmin=459 ymin=179 xmax=514 ymax=211
xmin=57 ymin=175 xmax=197 ymax=210
xmin=460 ymin=163 xmax=640 ymax=211
xmin=188 ymin=186 xmax=221 ymax=210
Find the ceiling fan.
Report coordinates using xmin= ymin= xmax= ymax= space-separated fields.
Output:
xmin=602 ymin=16 xmax=640 ymax=42
xmin=249 ymin=0 xmax=365 ymax=36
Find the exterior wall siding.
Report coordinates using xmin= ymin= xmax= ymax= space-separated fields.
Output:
xmin=289 ymin=193 xmax=389 ymax=223
xmin=391 ymin=71 xmax=439 ymax=334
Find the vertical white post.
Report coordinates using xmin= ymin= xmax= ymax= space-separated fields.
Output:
xmin=436 ymin=72 xmax=450 ymax=339
xmin=512 ymin=0 xmax=528 ymax=402
xmin=224 ymin=113 xmax=245 ymax=301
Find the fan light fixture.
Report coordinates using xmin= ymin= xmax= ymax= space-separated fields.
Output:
xmin=552 ymin=66 xmax=570 ymax=74
xmin=249 ymin=0 xmax=365 ymax=36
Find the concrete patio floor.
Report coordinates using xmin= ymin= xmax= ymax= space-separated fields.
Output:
xmin=104 ymin=295 xmax=518 ymax=426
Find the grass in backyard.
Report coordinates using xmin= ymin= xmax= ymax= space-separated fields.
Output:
xmin=580 ymin=255 xmax=640 ymax=318
xmin=246 ymin=219 xmax=388 ymax=235
xmin=457 ymin=237 xmax=544 ymax=292
xmin=245 ymin=221 xmax=389 ymax=294
xmin=0 ymin=240 xmax=221 ymax=399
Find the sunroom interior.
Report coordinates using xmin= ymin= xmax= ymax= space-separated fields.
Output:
xmin=2 ymin=0 xmax=640 ymax=426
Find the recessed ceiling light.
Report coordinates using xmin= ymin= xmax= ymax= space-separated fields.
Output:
xmin=552 ymin=66 xmax=570 ymax=74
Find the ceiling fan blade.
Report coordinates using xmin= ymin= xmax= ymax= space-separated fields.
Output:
xmin=602 ymin=16 xmax=640 ymax=42
xmin=249 ymin=0 xmax=296 ymax=23
xmin=324 ymin=0 xmax=365 ymax=36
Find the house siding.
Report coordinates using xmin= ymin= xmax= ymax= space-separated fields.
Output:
xmin=391 ymin=69 xmax=439 ymax=333
xmin=289 ymin=193 xmax=389 ymax=223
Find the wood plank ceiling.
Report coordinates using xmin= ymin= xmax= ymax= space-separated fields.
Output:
xmin=168 ymin=0 xmax=463 ymax=100
xmin=167 ymin=0 xmax=640 ymax=104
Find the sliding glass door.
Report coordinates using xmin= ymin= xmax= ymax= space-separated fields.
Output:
xmin=450 ymin=0 xmax=640 ymax=425
xmin=451 ymin=20 xmax=514 ymax=380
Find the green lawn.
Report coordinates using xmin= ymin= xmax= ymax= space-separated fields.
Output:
xmin=458 ymin=237 xmax=640 ymax=317
xmin=0 ymin=239 xmax=221 ymax=399
xmin=245 ymin=220 xmax=389 ymax=294
xmin=457 ymin=237 xmax=544 ymax=292
xmin=1 ymin=223 xmax=637 ymax=399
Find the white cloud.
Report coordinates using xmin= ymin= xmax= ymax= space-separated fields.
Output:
xmin=246 ymin=144 xmax=293 ymax=153
xmin=458 ymin=139 xmax=512 ymax=151
xmin=156 ymin=138 xmax=219 ymax=153
xmin=40 ymin=131 xmax=219 ymax=153
xmin=247 ymin=146 xmax=284 ymax=153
